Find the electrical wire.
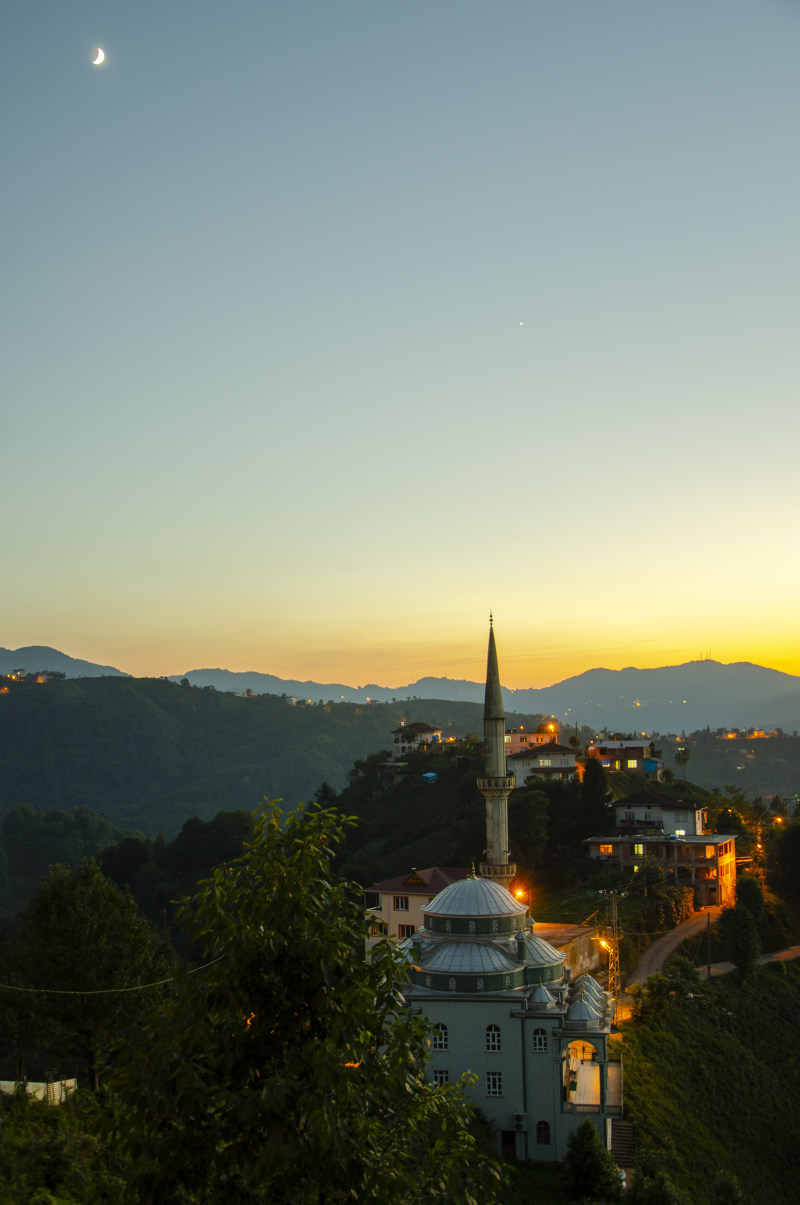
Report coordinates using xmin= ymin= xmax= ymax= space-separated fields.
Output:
xmin=0 ymin=954 xmax=225 ymax=996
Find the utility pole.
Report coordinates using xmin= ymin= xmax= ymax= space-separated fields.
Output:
xmin=607 ymin=892 xmax=621 ymax=1000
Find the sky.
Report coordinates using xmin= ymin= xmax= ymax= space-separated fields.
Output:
xmin=3 ymin=0 xmax=800 ymax=689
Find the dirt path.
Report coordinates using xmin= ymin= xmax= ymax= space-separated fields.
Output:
xmin=624 ymin=907 xmax=722 ymax=988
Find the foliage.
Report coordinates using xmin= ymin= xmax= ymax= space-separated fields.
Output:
xmin=626 ymin=1149 xmax=687 ymax=1204
xmin=717 ymin=905 xmax=760 ymax=980
xmin=0 ymin=1089 xmax=124 ymax=1204
xmin=564 ymin=1119 xmax=622 ymax=1202
xmin=2 ymin=862 xmax=175 ymax=1089
xmin=622 ymin=962 xmax=800 ymax=1204
xmin=0 ymin=804 xmax=128 ymax=919
xmin=113 ymin=801 xmax=507 ymax=1205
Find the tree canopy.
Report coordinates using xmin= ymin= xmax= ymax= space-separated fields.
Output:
xmin=114 ymin=800 xmax=506 ymax=1205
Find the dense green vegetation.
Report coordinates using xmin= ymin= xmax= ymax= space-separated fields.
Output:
xmin=0 ymin=803 xmax=506 ymax=1204
xmin=0 ymin=674 xmax=549 ymax=837
xmin=622 ymin=960 xmax=800 ymax=1205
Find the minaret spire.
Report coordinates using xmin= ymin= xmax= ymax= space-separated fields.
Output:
xmin=478 ymin=620 xmax=516 ymax=888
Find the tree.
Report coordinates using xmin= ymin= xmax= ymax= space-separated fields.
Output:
xmin=579 ymin=756 xmax=614 ymax=838
xmin=10 ymin=861 xmax=174 ymax=1090
xmin=114 ymin=801 xmax=506 ymax=1205
xmin=674 ymin=747 xmax=691 ymax=780
xmin=718 ymin=904 xmax=760 ymax=982
xmin=564 ymin=1118 xmax=623 ymax=1201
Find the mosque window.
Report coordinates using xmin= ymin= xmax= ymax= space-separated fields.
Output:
xmin=446 ymin=920 xmax=452 ymax=932
xmin=532 ymin=1028 xmax=547 ymax=1052
xmin=468 ymin=920 xmax=476 ymax=933
xmin=485 ymin=1024 xmax=501 ymax=1052
xmin=476 ymin=978 xmax=484 ymax=992
xmin=432 ymin=1024 xmax=448 ymax=1050
xmin=536 ymin=1120 xmax=551 ymax=1145
xmin=486 ymin=1072 xmax=503 ymax=1097
xmin=448 ymin=977 xmax=456 ymax=992
xmin=433 ymin=1069 xmax=449 ymax=1085
xmin=393 ymin=896 xmax=409 ymax=911
xmin=492 ymin=919 xmax=499 ymax=933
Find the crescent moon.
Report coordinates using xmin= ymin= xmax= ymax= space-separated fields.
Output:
xmin=92 ymin=48 xmax=105 ymax=65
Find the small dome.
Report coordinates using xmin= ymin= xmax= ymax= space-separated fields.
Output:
xmin=529 ymin=983 xmax=556 ymax=1005
xmin=573 ymin=974 xmax=604 ymax=1001
xmin=523 ymin=935 xmax=566 ymax=967
xmin=424 ymin=941 xmax=517 ymax=974
xmin=425 ymin=876 xmax=526 ymax=919
xmin=566 ymin=997 xmax=598 ymax=1022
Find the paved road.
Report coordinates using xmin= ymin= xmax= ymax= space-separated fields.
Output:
xmin=625 ymin=907 xmax=722 ymax=989
xmin=697 ymin=944 xmax=800 ymax=980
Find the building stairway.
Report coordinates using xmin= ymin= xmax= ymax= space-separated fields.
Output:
xmin=611 ymin=1119 xmax=635 ymax=1169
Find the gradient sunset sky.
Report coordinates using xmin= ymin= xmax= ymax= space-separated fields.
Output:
xmin=3 ymin=1 xmax=799 ymax=689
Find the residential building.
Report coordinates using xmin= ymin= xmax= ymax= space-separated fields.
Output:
xmin=391 ymin=721 xmax=443 ymax=761
xmin=587 ymin=738 xmax=663 ymax=781
xmin=508 ymin=741 xmax=579 ymax=786
xmin=365 ymin=867 xmax=468 ymax=940
xmin=613 ymin=788 xmax=707 ymax=836
xmin=585 ymin=832 xmax=737 ymax=907
xmin=504 ymin=720 xmax=561 ymax=757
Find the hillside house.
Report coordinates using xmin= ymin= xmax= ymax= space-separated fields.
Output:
xmin=588 ymin=738 xmax=663 ymax=781
xmin=613 ymin=789 xmax=707 ymax=836
xmin=365 ymin=866 xmax=468 ymax=940
xmin=508 ymin=742 xmax=579 ymax=786
xmin=392 ymin=721 xmax=443 ymax=761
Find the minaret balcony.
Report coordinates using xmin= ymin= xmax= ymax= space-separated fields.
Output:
xmin=479 ymin=861 xmax=517 ymax=882
xmin=477 ymin=777 xmax=515 ymax=794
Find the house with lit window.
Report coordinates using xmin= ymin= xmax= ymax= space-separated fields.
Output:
xmin=364 ymin=867 xmax=468 ymax=941
xmin=507 ymin=741 xmax=579 ymax=787
xmin=391 ymin=721 xmax=444 ymax=761
xmin=585 ymin=832 xmax=737 ymax=907
xmin=587 ymin=739 xmax=663 ymax=781
xmin=504 ymin=720 xmax=561 ymax=757
xmin=613 ymin=789 xmax=707 ymax=836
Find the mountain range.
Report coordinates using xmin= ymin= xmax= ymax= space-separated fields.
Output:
xmin=2 ymin=645 xmax=799 ymax=732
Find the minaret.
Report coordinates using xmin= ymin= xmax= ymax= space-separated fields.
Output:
xmin=478 ymin=617 xmax=516 ymax=888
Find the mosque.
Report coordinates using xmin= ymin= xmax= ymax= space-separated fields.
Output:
xmin=400 ymin=622 xmax=623 ymax=1161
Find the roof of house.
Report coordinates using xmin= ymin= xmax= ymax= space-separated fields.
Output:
xmin=592 ymin=739 xmax=655 ymax=750
xmin=392 ymin=722 xmax=441 ymax=736
xmin=614 ymin=789 xmax=698 ymax=811
xmin=367 ymin=866 xmax=468 ymax=895
xmin=508 ymin=741 xmax=575 ymax=760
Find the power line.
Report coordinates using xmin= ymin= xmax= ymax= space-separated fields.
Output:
xmin=0 ymin=954 xmax=224 ymax=996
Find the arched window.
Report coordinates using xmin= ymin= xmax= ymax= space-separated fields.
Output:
xmin=485 ymin=1024 xmax=501 ymax=1052
xmin=432 ymin=1024 xmax=448 ymax=1051
xmin=536 ymin=1120 xmax=551 ymax=1145
xmin=532 ymin=1028 xmax=547 ymax=1052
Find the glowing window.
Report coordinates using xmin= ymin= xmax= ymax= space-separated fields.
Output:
xmin=600 ymin=844 xmax=613 ymax=855
xmin=634 ymin=843 xmax=644 ymax=857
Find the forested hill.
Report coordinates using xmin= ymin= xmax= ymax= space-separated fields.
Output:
xmin=0 ymin=676 xmax=519 ymax=837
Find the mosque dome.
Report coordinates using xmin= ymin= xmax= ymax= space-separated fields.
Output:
xmin=423 ymin=875 xmax=527 ymax=939
xmin=425 ymin=941 xmax=517 ymax=975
